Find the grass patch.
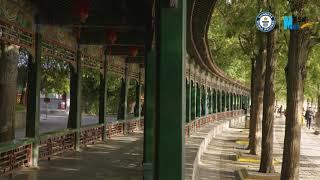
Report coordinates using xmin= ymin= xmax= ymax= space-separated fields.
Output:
xmin=16 ymin=104 xmax=26 ymax=112
xmin=237 ymin=156 xmax=280 ymax=164
xmin=236 ymin=140 xmax=249 ymax=145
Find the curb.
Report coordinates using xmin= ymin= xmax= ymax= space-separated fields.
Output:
xmin=192 ymin=116 xmax=246 ymax=180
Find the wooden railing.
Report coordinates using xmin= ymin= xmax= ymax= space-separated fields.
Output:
xmin=0 ymin=118 xmax=144 ymax=176
xmin=185 ymin=110 xmax=245 ymax=140
xmin=0 ymin=139 xmax=33 ymax=176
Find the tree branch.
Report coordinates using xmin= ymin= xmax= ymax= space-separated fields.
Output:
xmin=309 ymin=37 xmax=320 ymax=48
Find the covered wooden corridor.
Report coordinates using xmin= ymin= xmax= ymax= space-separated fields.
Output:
xmin=0 ymin=0 xmax=249 ymax=180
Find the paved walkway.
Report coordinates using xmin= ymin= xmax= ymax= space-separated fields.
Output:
xmin=198 ymin=116 xmax=320 ymax=180
xmin=4 ymin=133 xmax=143 ymax=180
xmin=274 ymin=116 xmax=320 ymax=180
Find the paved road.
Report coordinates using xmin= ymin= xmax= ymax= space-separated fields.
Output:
xmin=15 ymin=114 xmax=119 ymax=139
xmin=4 ymin=133 xmax=143 ymax=180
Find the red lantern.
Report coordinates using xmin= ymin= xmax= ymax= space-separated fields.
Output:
xmin=72 ymin=0 xmax=90 ymax=23
xmin=129 ymin=47 xmax=139 ymax=57
xmin=106 ymin=31 xmax=117 ymax=44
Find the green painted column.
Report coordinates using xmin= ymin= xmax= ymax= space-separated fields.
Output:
xmin=155 ymin=0 xmax=186 ymax=179
xmin=199 ymin=85 xmax=202 ymax=116
xmin=26 ymin=21 xmax=41 ymax=167
xmin=226 ymin=93 xmax=230 ymax=111
xmin=134 ymin=65 xmax=143 ymax=118
xmin=123 ymin=63 xmax=129 ymax=133
xmin=207 ymin=88 xmax=211 ymax=114
xmin=137 ymin=65 xmax=143 ymax=124
xmin=224 ymin=92 xmax=227 ymax=112
xmin=196 ymin=84 xmax=200 ymax=117
xmin=241 ymin=95 xmax=243 ymax=110
xmin=221 ymin=92 xmax=225 ymax=112
xmin=191 ymin=81 xmax=196 ymax=120
xmin=134 ymin=81 xmax=140 ymax=117
xmin=236 ymin=95 xmax=238 ymax=110
xmin=233 ymin=94 xmax=238 ymax=110
xmin=221 ymin=92 xmax=223 ymax=112
xmin=117 ymin=63 xmax=129 ymax=122
xmin=228 ymin=93 xmax=234 ymax=111
xmin=186 ymin=80 xmax=190 ymax=123
xmin=230 ymin=93 xmax=233 ymax=111
xmin=219 ymin=91 xmax=220 ymax=112
xmin=214 ymin=90 xmax=218 ymax=113
xmin=99 ymin=51 xmax=108 ymax=141
xmin=124 ymin=63 xmax=129 ymax=121
xmin=233 ymin=94 xmax=235 ymax=110
xmin=67 ymin=43 xmax=82 ymax=151
xmin=234 ymin=94 xmax=236 ymax=110
xmin=217 ymin=91 xmax=220 ymax=112
xmin=188 ymin=80 xmax=192 ymax=122
xmin=226 ymin=93 xmax=228 ymax=112
xmin=202 ymin=86 xmax=207 ymax=116
xmin=212 ymin=90 xmax=215 ymax=113
xmin=211 ymin=89 xmax=214 ymax=114
xmin=144 ymin=50 xmax=156 ymax=180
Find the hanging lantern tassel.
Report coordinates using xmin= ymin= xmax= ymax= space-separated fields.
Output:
xmin=72 ymin=0 xmax=90 ymax=23
xmin=105 ymin=31 xmax=117 ymax=58
xmin=129 ymin=47 xmax=139 ymax=57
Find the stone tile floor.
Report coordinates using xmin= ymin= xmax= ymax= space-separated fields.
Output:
xmin=198 ymin=116 xmax=320 ymax=180
xmin=2 ymin=133 xmax=143 ymax=180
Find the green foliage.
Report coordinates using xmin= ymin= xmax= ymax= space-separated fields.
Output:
xmin=17 ymin=49 xmax=28 ymax=92
xmin=16 ymin=104 xmax=26 ymax=112
xmin=208 ymin=0 xmax=256 ymax=86
xmin=127 ymin=79 xmax=138 ymax=114
xmin=305 ymin=45 xmax=320 ymax=102
xmin=40 ymin=57 xmax=70 ymax=96
xmin=39 ymin=56 xmax=129 ymax=116
xmin=106 ymin=73 xmax=122 ymax=114
xmin=208 ymin=0 xmax=320 ymax=102
xmin=81 ymin=67 xmax=100 ymax=115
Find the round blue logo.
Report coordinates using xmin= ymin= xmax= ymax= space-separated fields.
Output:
xmin=256 ymin=12 xmax=276 ymax=32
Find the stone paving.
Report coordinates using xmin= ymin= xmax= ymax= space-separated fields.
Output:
xmin=184 ymin=117 xmax=244 ymax=180
xmin=3 ymin=133 xmax=143 ymax=180
xmin=198 ymin=116 xmax=320 ymax=180
xmin=274 ymin=116 xmax=320 ymax=180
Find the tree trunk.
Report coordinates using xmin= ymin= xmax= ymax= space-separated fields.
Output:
xmin=248 ymin=58 xmax=256 ymax=149
xmin=280 ymin=29 xmax=311 ymax=180
xmin=0 ymin=42 xmax=19 ymax=143
xmin=20 ymin=82 xmax=27 ymax=105
xmin=259 ymin=25 xmax=278 ymax=173
xmin=249 ymin=32 xmax=267 ymax=155
xmin=318 ymin=84 xmax=320 ymax=112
